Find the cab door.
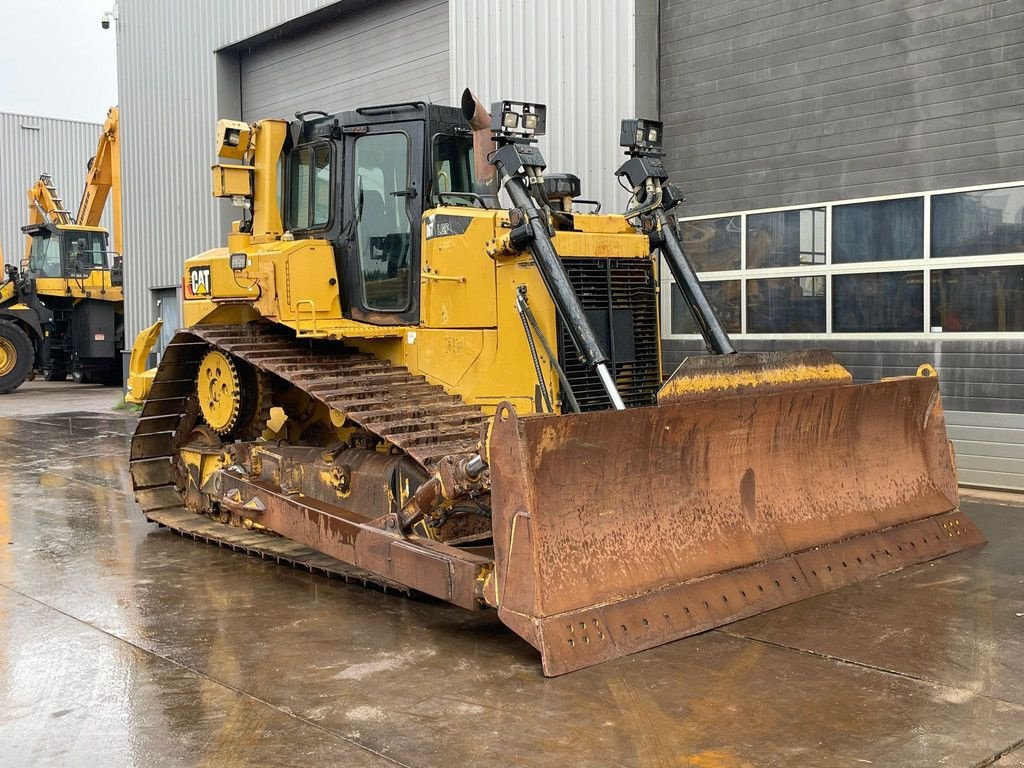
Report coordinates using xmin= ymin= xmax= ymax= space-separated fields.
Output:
xmin=340 ymin=120 xmax=424 ymax=325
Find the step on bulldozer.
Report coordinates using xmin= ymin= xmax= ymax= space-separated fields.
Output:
xmin=129 ymin=92 xmax=984 ymax=676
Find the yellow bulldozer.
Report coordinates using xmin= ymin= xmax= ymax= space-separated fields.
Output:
xmin=129 ymin=92 xmax=983 ymax=676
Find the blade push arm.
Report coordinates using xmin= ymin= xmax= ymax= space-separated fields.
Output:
xmin=484 ymin=99 xmax=626 ymax=410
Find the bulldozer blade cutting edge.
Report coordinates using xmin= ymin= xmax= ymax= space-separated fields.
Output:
xmin=486 ymin=374 xmax=985 ymax=676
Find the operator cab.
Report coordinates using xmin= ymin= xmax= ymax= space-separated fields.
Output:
xmin=22 ymin=223 xmax=118 ymax=282
xmin=282 ymin=103 xmax=477 ymax=325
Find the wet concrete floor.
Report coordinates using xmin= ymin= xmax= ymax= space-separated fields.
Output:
xmin=0 ymin=401 xmax=1022 ymax=767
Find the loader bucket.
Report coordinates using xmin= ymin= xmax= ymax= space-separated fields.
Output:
xmin=485 ymin=360 xmax=984 ymax=676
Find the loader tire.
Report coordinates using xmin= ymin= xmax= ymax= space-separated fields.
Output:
xmin=0 ymin=322 xmax=33 ymax=394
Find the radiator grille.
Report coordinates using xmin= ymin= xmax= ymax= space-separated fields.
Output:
xmin=557 ymin=258 xmax=661 ymax=412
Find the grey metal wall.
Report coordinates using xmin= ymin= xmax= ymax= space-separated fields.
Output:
xmin=0 ymin=113 xmax=111 ymax=268
xmin=240 ymin=0 xmax=449 ymax=120
xmin=116 ymin=0 xmax=343 ymax=340
xmin=449 ymin=0 xmax=643 ymax=215
xmin=660 ymin=0 xmax=1024 ymax=216
xmin=663 ymin=338 xmax=1024 ymax=492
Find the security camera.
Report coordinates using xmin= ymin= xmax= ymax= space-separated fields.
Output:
xmin=101 ymin=6 xmax=117 ymax=29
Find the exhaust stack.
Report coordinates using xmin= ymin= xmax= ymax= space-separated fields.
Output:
xmin=460 ymin=88 xmax=498 ymax=198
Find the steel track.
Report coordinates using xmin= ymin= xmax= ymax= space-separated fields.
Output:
xmin=129 ymin=322 xmax=488 ymax=584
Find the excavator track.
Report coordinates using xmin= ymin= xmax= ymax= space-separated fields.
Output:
xmin=129 ymin=322 xmax=489 ymax=588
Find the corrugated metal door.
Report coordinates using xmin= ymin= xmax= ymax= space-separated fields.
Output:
xmin=239 ymin=0 xmax=450 ymax=122
xmin=947 ymin=411 xmax=1024 ymax=492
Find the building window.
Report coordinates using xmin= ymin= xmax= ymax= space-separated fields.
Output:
xmin=931 ymin=187 xmax=1024 ymax=258
xmin=930 ymin=265 xmax=1024 ymax=332
xmin=833 ymin=272 xmax=924 ymax=332
xmin=670 ymin=280 xmax=741 ymax=335
xmin=746 ymin=208 xmax=825 ymax=269
xmin=746 ymin=275 xmax=826 ymax=333
xmin=833 ymin=198 xmax=923 ymax=263
xmin=666 ymin=181 xmax=1024 ymax=339
xmin=682 ymin=217 xmax=741 ymax=271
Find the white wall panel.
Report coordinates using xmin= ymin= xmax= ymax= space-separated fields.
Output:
xmin=449 ymin=0 xmax=638 ymax=214
xmin=0 ymin=113 xmax=112 ymax=267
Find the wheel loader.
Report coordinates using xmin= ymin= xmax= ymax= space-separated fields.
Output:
xmin=0 ymin=107 xmax=125 ymax=394
xmin=129 ymin=92 xmax=984 ymax=676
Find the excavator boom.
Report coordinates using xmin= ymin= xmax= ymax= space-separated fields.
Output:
xmin=76 ymin=107 xmax=121 ymax=254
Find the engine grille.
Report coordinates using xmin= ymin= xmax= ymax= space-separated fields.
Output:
xmin=557 ymin=258 xmax=661 ymax=412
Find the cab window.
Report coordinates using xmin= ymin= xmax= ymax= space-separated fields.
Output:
xmin=287 ymin=142 xmax=332 ymax=231
xmin=64 ymin=232 xmax=109 ymax=272
xmin=28 ymin=234 xmax=61 ymax=276
xmin=354 ymin=133 xmax=412 ymax=311
xmin=432 ymin=134 xmax=475 ymax=204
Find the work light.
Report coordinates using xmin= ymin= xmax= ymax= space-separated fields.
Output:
xmin=490 ymin=100 xmax=547 ymax=139
xmin=620 ymin=118 xmax=664 ymax=156
xmin=229 ymin=252 xmax=247 ymax=271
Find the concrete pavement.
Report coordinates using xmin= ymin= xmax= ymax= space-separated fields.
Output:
xmin=0 ymin=391 xmax=1021 ymax=766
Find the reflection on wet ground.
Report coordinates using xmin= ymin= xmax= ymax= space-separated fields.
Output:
xmin=0 ymin=411 xmax=1022 ymax=767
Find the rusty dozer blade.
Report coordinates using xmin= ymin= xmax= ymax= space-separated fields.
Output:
xmin=485 ymin=354 xmax=984 ymax=676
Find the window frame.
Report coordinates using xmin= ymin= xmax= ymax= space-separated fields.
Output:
xmin=352 ymin=130 xmax=415 ymax=314
xmin=285 ymin=140 xmax=335 ymax=235
xmin=661 ymin=179 xmax=1024 ymax=341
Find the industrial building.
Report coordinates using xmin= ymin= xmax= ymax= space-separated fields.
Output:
xmin=114 ymin=0 xmax=1022 ymax=489
xmin=658 ymin=1 xmax=1024 ymax=491
xmin=0 ymin=112 xmax=112 ymax=266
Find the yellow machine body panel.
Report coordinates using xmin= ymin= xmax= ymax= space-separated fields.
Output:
xmin=182 ymin=205 xmax=653 ymax=416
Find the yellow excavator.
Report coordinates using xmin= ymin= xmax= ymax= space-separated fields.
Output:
xmin=129 ymin=93 xmax=983 ymax=676
xmin=0 ymin=106 xmax=124 ymax=393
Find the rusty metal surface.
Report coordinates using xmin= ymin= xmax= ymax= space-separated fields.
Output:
xmin=502 ymin=510 xmax=984 ymax=676
xmin=487 ymin=375 xmax=981 ymax=675
xmin=130 ymin=323 xmax=986 ymax=678
xmin=215 ymin=472 xmax=489 ymax=609
xmin=146 ymin=506 xmax=410 ymax=593
xmin=190 ymin=324 xmax=487 ymax=469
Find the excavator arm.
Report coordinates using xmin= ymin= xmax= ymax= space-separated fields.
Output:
xmin=76 ymin=107 xmax=121 ymax=254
